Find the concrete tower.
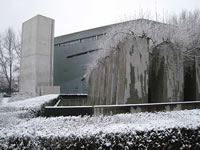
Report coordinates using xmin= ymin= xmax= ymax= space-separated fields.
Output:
xmin=20 ymin=15 xmax=60 ymax=96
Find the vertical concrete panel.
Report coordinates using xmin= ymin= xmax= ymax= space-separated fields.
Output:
xmin=100 ymin=64 xmax=105 ymax=104
xmin=97 ymin=65 xmax=102 ymax=105
xmin=108 ymin=56 xmax=114 ymax=104
xmin=151 ymin=42 xmax=184 ymax=102
xmin=195 ymin=57 xmax=200 ymax=100
xmin=20 ymin=16 xmax=38 ymax=95
xmin=104 ymin=58 xmax=111 ymax=104
xmin=184 ymin=58 xmax=196 ymax=101
xmin=94 ymin=67 xmax=99 ymax=105
xmin=110 ymin=55 xmax=115 ymax=104
xmin=124 ymin=37 xmax=149 ymax=104
xmin=116 ymin=41 xmax=126 ymax=104
xmin=87 ymin=70 xmax=93 ymax=105
xmin=111 ymin=52 xmax=117 ymax=104
xmin=88 ymin=35 xmax=149 ymax=105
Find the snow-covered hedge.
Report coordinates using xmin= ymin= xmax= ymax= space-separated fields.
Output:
xmin=4 ymin=94 xmax=59 ymax=110
xmin=0 ymin=94 xmax=59 ymax=117
xmin=1 ymin=127 xmax=200 ymax=149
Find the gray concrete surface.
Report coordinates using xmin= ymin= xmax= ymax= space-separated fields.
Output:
xmin=44 ymin=101 xmax=200 ymax=116
xmin=88 ymin=35 xmax=149 ymax=105
xmin=20 ymin=15 xmax=60 ymax=96
xmin=184 ymin=55 xmax=200 ymax=101
xmin=151 ymin=42 xmax=184 ymax=102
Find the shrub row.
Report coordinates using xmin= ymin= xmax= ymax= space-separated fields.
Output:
xmin=1 ymin=127 xmax=200 ymax=150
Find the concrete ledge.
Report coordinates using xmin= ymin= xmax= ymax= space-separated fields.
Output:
xmin=44 ymin=101 xmax=200 ymax=117
xmin=44 ymin=106 xmax=93 ymax=117
xmin=94 ymin=101 xmax=200 ymax=115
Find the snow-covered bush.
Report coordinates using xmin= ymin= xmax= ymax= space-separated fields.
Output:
xmin=0 ymin=94 xmax=59 ymax=118
xmin=1 ymin=127 xmax=200 ymax=149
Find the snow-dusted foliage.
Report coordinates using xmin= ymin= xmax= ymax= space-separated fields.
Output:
xmin=1 ymin=109 xmax=200 ymax=138
xmin=0 ymin=109 xmax=200 ymax=149
xmin=0 ymin=94 xmax=59 ymax=118
xmin=1 ymin=127 xmax=200 ymax=149
xmin=8 ymin=92 xmax=34 ymax=103
xmin=86 ymin=10 xmax=200 ymax=78
xmin=2 ymin=94 xmax=59 ymax=110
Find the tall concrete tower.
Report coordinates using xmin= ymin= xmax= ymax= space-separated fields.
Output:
xmin=20 ymin=15 xmax=60 ymax=96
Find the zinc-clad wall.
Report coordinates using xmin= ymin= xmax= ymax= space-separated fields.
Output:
xmin=88 ymin=35 xmax=150 ymax=105
xmin=54 ymin=27 xmax=108 ymax=94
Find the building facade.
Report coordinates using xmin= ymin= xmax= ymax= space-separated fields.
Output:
xmin=53 ymin=26 xmax=109 ymax=94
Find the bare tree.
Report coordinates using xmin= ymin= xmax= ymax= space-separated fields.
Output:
xmin=0 ymin=28 xmax=21 ymax=94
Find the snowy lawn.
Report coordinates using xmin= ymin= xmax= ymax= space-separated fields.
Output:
xmin=0 ymin=94 xmax=59 ymax=130
xmin=2 ymin=94 xmax=59 ymax=110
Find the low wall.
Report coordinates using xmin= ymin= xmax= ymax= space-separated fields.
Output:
xmin=94 ymin=101 xmax=200 ymax=115
xmin=44 ymin=101 xmax=200 ymax=116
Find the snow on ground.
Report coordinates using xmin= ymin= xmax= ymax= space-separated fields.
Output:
xmin=0 ymin=98 xmax=9 ymax=105
xmin=1 ymin=94 xmax=59 ymax=110
xmin=8 ymin=93 xmax=34 ymax=103
xmin=0 ymin=94 xmax=59 ymax=135
xmin=0 ymin=108 xmax=200 ymax=138
xmin=0 ymin=94 xmax=200 ymax=139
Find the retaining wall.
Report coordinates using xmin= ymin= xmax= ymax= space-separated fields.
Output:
xmin=150 ymin=42 xmax=184 ymax=102
xmin=88 ymin=35 xmax=149 ymax=105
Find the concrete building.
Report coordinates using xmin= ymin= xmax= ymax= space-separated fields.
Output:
xmin=20 ymin=15 xmax=164 ymax=95
xmin=53 ymin=19 xmax=162 ymax=94
xmin=20 ymin=15 xmax=200 ymax=103
xmin=20 ymin=15 xmax=60 ymax=96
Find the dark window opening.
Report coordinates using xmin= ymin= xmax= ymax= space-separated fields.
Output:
xmin=66 ymin=49 xmax=100 ymax=59
xmin=55 ymin=33 xmax=106 ymax=47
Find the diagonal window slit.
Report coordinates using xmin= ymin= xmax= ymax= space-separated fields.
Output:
xmin=66 ymin=49 xmax=100 ymax=59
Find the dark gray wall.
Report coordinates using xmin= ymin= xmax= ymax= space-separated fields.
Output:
xmin=151 ymin=42 xmax=184 ymax=102
xmin=53 ymin=25 xmax=110 ymax=94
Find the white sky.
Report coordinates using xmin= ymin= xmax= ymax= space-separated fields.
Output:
xmin=0 ymin=0 xmax=199 ymax=36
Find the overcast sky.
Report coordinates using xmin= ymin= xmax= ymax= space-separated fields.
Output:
xmin=0 ymin=0 xmax=199 ymax=36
